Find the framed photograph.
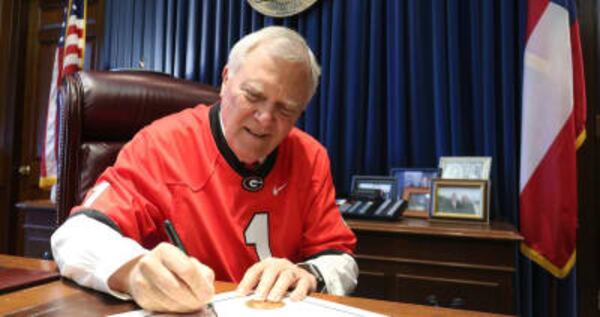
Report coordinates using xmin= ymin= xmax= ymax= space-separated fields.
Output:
xmin=430 ymin=179 xmax=489 ymax=223
xmin=389 ymin=168 xmax=440 ymax=200
xmin=350 ymin=176 xmax=398 ymax=200
xmin=402 ymin=187 xmax=431 ymax=218
xmin=438 ymin=156 xmax=492 ymax=180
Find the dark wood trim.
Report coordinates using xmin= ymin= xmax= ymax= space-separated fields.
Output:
xmin=355 ymin=254 xmax=517 ymax=273
xmin=346 ymin=218 xmax=523 ymax=241
xmin=93 ymin=0 xmax=106 ymax=69
xmin=596 ymin=114 xmax=600 ymax=138
xmin=575 ymin=0 xmax=600 ymax=316
xmin=0 ymin=0 xmax=14 ymax=254
xmin=39 ymin=0 xmax=66 ymax=11
xmin=0 ymin=0 xmax=30 ymax=254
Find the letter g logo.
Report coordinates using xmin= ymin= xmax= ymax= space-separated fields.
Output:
xmin=242 ymin=176 xmax=264 ymax=192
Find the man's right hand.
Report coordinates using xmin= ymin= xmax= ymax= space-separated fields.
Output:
xmin=108 ymin=242 xmax=215 ymax=313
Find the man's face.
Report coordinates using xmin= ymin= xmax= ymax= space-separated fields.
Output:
xmin=219 ymin=46 xmax=311 ymax=164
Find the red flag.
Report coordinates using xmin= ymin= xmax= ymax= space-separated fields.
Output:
xmin=40 ymin=0 xmax=87 ymax=189
xmin=519 ymin=0 xmax=586 ymax=278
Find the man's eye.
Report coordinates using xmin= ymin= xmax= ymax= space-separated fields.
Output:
xmin=279 ymin=108 xmax=295 ymax=118
xmin=244 ymin=92 xmax=259 ymax=102
xmin=244 ymin=91 xmax=261 ymax=102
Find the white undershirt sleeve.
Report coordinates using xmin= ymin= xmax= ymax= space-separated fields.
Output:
xmin=50 ymin=215 xmax=149 ymax=300
xmin=306 ymin=253 xmax=358 ymax=295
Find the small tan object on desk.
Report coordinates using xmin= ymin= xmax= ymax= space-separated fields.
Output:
xmin=245 ymin=298 xmax=286 ymax=309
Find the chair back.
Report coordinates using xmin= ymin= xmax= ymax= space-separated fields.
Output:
xmin=57 ymin=71 xmax=220 ymax=224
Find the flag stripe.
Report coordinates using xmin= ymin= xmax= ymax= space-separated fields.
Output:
xmin=39 ymin=0 xmax=86 ymax=189
xmin=520 ymin=2 xmax=572 ymax=191
xmin=520 ymin=113 xmax=577 ymax=271
xmin=526 ymin=0 xmax=549 ymax=40
xmin=570 ymin=23 xmax=587 ymax=140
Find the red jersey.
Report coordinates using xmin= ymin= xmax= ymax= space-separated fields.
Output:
xmin=74 ymin=104 xmax=356 ymax=283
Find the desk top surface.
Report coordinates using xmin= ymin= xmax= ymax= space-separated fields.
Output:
xmin=0 ymin=255 xmax=511 ymax=317
xmin=347 ymin=218 xmax=523 ymax=241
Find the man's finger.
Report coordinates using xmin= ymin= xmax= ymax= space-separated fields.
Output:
xmin=237 ymin=263 xmax=263 ymax=295
xmin=157 ymin=244 xmax=212 ymax=298
xmin=289 ymin=276 xmax=312 ymax=302
xmin=143 ymin=269 xmax=202 ymax=313
xmin=253 ymin=266 xmax=280 ymax=301
xmin=189 ymin=258 xmax=216 ymax=302
xmin=267 ymin=268 xmax=298 ymax=302
xmin=136 ymin=253 xmax=184 ymax=297
xmin=130 ymin=262 xmax=196 ymax=313
xmin=156 ymin=243 xmax=195 ymax=279
xmin=137 ymin=255 xmax=201 ymax=310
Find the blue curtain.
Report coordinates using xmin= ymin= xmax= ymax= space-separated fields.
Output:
xmin=99 ymin=1 xmax=577 ymax=316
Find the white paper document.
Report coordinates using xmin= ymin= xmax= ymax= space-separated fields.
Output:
xmin=109 ymin=291 xmax=388 ymax=317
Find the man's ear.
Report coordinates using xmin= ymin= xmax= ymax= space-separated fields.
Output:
xmin=220 ymin=66 xmax=229 ymax=97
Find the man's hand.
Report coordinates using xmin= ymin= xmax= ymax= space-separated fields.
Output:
xmin=236 ymin=257 xmax=317 ymax=302
xmin=108 ymin=242 xmax=215 ymax=313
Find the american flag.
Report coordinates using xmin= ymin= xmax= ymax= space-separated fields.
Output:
xmin=40 ymin=0 xmax=87 ymax=189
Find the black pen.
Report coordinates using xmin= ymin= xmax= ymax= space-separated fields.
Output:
xmin=164 ymin=219 xmax=188 ymax=255
xmin=163 ymin=220 xmax=217 ymax=315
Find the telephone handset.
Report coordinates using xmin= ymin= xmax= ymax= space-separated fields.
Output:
xmin=338 ymin=189 xmax=406 ymax=220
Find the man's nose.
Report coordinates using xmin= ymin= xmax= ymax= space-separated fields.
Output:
xmin=254 ymin=106 xmax=275 ymax=127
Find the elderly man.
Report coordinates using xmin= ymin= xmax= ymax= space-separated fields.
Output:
xmin=51 ymin=26 xmax=357 ymax=313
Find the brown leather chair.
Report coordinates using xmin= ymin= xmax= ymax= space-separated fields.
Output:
xmin=56 ymin=71 xmax=220 ymax=224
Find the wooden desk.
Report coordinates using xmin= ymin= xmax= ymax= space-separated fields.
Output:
xmin=348 ymin=218 xmax=523 ymax=314
xmin=0 ymin=255 xmax=510 ymax=316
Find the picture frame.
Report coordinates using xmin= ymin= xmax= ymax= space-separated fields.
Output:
xmin=438 ymin=156 xmax=492 ymax=180
xmin=430 ymin=179 xmax=490 ymax=223
xmin=402 ymin=187 xmax=431 ymax=218
xmin=389 ymin=167 xmax=440 ymax=200
xmin=350 ymin=176 xmax=398 ymax=200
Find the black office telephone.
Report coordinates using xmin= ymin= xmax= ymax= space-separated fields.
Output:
xmin=338 ymin=189 xmax=406 ymax=220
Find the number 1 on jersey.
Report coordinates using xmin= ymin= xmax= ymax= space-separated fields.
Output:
xmin=244 ymin=213 xmax=272 ymax=260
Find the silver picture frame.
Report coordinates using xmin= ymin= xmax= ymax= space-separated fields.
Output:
xmin=438 ymin=156 xmax=492 ymax=180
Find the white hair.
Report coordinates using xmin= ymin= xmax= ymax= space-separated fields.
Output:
xmin=227 ymin=26 xmax=321 ymax=99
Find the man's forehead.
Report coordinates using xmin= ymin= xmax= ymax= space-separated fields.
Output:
xmin=241 ymin=80 xmax=264 ymax=91
xmin=241 ymin=80 xmax=302 ymax=109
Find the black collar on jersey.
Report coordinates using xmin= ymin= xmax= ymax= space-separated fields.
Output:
xmin=209 ymin=103 xmax=278 ymax=192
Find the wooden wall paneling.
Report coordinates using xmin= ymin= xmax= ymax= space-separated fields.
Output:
xmin=19 ymin=0 xmax=46 ymax=203
xmin=575 ymin=0 xmax=600 ymax=316
xmin=0 ymin=0 xmax=30 ymax=254
xmin=0 ymin=0 xmax=14 ymax=254
xmin=11 ymin=0 xmax=63 ymax=256
xmin=596 ymin=115 xmax=600 ymax=138
xmin=86 ymin=0 xmax=104 ymax=69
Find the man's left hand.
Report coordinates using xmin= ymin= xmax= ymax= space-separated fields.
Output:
xmin=236 ymin=258 xmax=317 ymax=302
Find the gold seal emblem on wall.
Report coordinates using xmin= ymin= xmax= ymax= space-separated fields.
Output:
xmin=247 ymin=0 xmax=318 ymax=18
